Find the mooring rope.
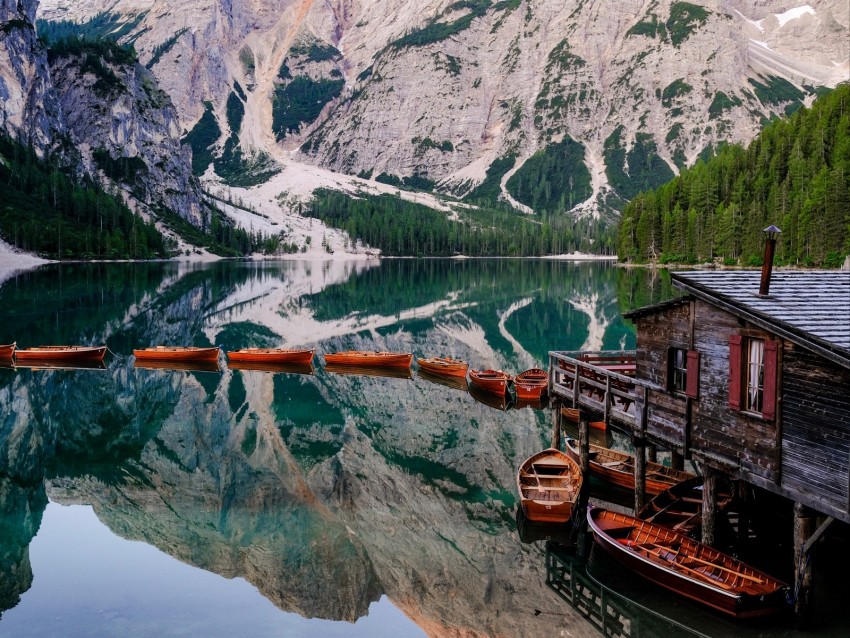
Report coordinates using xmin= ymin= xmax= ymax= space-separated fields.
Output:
xmin=106 ymin=346 xmax=125 ymax=360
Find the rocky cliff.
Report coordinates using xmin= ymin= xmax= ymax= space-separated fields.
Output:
xmin=0 ymin=0 xmax=63 ymax=153
xmin=1 ymin=0 xmax=204 ymax=229
xmin=36 ymin=0 xmax=850 ymax=220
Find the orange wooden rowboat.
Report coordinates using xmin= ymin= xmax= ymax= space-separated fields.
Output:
xmin=587 ymin=506 xmax=788 ymax=618
xmin=517 ymin=448 xmax=583 ymax=524
xmin=0 ymin=342 xmax=15 ymax=359
xmin=468 ymin=368 xmax=513 ymax=396
xmin=514 ymin=368 xmax=548 ymax=400
xmin=323 ymin=351 xmax=412 ymax=368
xmin=416 ymin=356 xmax=468 ymax=377
xmin=15 ymin=345 xmax=106 ymax=362
xmin=133 ymin=346 xmax=220 ymax=363
xmin=226 ymin=348 xmax=314 ymax=365
xmin=565 ymin=438 xmax=695 ymax=496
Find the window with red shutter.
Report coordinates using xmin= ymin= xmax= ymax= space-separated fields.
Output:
xmin=729 ymin=335 xmax=742 ymax=410
xmin=685 ymin=350 xmax=700 ymax=398
xmin=761 ymin=340 xmax=779 ymax=420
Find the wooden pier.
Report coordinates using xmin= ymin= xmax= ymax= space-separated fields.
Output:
xmin=549 ymin=269 xmax=850 ymax=626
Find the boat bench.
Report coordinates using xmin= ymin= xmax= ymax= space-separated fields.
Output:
xmin=600 ymin=525 xmax=635 ymax=539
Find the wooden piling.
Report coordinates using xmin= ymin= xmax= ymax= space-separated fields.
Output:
xmin=670 ymin=450 xmax=684 ymax=471
xmin=551 ymin=400 xmax=562 ymax=450
xmin=794 ymin=502 xmax=816 ymax=628
xmin=702 ymin=467 xmax=717 ymax=547
xmin=633 ymin=441 xmax=646 ymax=512
xmin=646 ymin=444 xmax=657 ymax=463
xmin=578 ymin=413 xmax=590 ymax=474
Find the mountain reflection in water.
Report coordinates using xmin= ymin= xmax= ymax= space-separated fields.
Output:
xmin=0 ymin=259 xmax=674 ymax=637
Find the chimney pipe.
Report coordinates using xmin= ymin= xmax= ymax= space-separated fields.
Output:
xmin=759 ymin=225 xmax=782 ymax=297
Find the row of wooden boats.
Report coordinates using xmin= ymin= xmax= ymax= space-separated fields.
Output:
xmin=516 ymin=444 xmax=788 ymax=619
xmin=0 ymin=344 xmax=550 ymax=399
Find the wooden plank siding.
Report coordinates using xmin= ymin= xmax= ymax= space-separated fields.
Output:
xmin=781 ymin=346 xmax=850 ymax=511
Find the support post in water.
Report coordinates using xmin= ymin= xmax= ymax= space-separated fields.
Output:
xmin=633 ymin=440 xmax=646 ymax=512
xmin=702 ymin=466 xmax=717 ymax=547
xmin=578 ymin=412 xmax=590 ymax=474
xmin=794 ymin=502 xmax=815 ymax=628
xmin=551 ymin=400 xmax=561 ymax=450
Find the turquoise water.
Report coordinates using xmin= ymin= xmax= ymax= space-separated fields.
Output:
xmin=3 ymin=259 xmax=843 ymax=637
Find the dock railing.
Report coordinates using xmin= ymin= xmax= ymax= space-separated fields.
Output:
xmin=548 ymin=350 xmax=643 ymax=430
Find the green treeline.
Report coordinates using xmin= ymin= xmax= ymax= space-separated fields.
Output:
xmin=307 ymin=189 xmax=615 ymax=256
xmin=618 ymin=84 xmax=850 ymax=267
xmin=0 ymin=135 xmax=169 ymax=259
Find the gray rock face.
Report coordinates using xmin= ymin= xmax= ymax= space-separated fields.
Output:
xmin=50 ymin=52 xmax=204 ymax=226
xmin=0 ymin=0 xmax=64 ymax=153
xmin=1 ymin=0 xmax=204 ymax=228
xmin=36 ymin=0 xmax=850 ymax=219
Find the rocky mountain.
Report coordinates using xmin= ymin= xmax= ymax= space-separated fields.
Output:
xmin=1 ymin=0 xmax=204 ymax=233
xmin=36 ymin=0 xmax=850 ymax=224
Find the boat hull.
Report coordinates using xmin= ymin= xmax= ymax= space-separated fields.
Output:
xmin=517 ymin=448 xmax=582 ymax=524
xmin=515 ymin=369 xmax=548 ymax=400
xmin=565 ymin=438 xmax=695 ymax=496
xmin=227 ymin=348 xmax=314 ymax=365
xmin=0 ymin=343 xmax=15 ymax=359
xmin=133 ymin=347 xmax=220 ymax=363
xmin=587 ymin=507 xmax=788 ymax=619
xmin=15 ymin=345 xmax=106 ymax=362
xmin=468 ymin=369 xmax=512 ymax=396
xmin=324 ymin=351 xmax=413 ymax=368
xmin=416 ymin=357 xmax=468 ymax=377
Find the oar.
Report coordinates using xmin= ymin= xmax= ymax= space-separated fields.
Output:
xmin=644 ymin=497 xmax=683 ymax=522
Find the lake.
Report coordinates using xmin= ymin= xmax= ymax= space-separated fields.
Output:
xmin=0 ymin=259 xmax=845 ymax=637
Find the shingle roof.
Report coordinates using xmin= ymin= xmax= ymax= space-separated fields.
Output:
xmin=672 ymin=270 xmax=850 ymax=368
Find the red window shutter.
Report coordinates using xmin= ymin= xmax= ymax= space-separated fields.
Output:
xmin=729 ymin=335 xmax=742 ymax=410
xmin=685 ymin=350 xmax=700 ymax=398
xmin=762 ymin=339 xmax=779 ymax=419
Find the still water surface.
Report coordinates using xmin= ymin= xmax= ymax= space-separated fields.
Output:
xmin=0 ymin=260 xmax=845 ymax=637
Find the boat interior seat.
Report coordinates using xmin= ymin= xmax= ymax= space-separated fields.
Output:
xmin=599 ymin=525 xmax=635 ymax=539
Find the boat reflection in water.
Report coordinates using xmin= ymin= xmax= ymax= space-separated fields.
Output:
xmin=416 ymin=369 xmax=469 ymax=392
xmin=514 ymin=395 xmax=550 ymax=411
xmin=468 ymin=383 xmax=514 ymax=411
xmin=515 ymin=507 xmax=579 ymax=546
xmin=324 ymin=363 xmax=412 ymax=380
xmin=12 ymin=360 xmax=109 ymax=371
xmin=133 ymin=359 xmax=221 ymax=373
xmin=227 ymin=361 xmax=315 ymax=376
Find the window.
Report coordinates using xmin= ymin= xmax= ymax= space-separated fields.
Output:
xmin=667 ymin=347 xmax=700 ymax=398
xmin=670 ymin=347 xmax=688 ymax=393
xmin=745 ymin=339 xmax=765 ymax=413
xmin=729 ymin=335 xmax=778 ymax=419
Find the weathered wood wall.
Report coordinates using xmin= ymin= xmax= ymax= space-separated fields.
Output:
xmin=782 ymin=345 xmax=850 ymax=510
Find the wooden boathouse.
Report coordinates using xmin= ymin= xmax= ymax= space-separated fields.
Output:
xmin=548 ymin=266 xmax=850 ymax=623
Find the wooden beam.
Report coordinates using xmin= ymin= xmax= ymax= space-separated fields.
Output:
xmin=801 ymin=516 xmax=835 ymax=555
xmin=794 ymin=502 xmax=816 ymax=627
xmin=702 ymin=468 xmax=717 ymax=547
xmin=634 ymin=443 xmax=646 ymax=512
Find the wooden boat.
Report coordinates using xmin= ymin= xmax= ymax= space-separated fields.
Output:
xmin=416 ymin=356 xmax=468 ymax=377
xmin=565 ymin=438 xmax=696 ymax=496
xmin=587 ymin=506 xmax=788 ymax=619
xmin=514 ymin=368 xmax=548 ymax=400
xmin=517 ymin=448 xmax=583 ymax=524
xmin=468 ymin=368 xmax=513 ymax=396
xmin=324 ymin=363 xmax=412 ymax=380
xmin=227 ymin=361 xmax=314 ymax=375
xmin=0 ymin=342 xmax=15 ymax=359
xmin=226 ymin=348 xmax=314 ymax=365
xmin=638 ymin=476 xmax=735 ymax=538
xmin=323 ymin=351 xmax=413 ymax=368
xmin=133 ymin=346 xmax=220 ymax=363
xmin=417 ymin=369 xmax=469 ymax=392
xmin=14 ymin=345 xmax=107 ymax=362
